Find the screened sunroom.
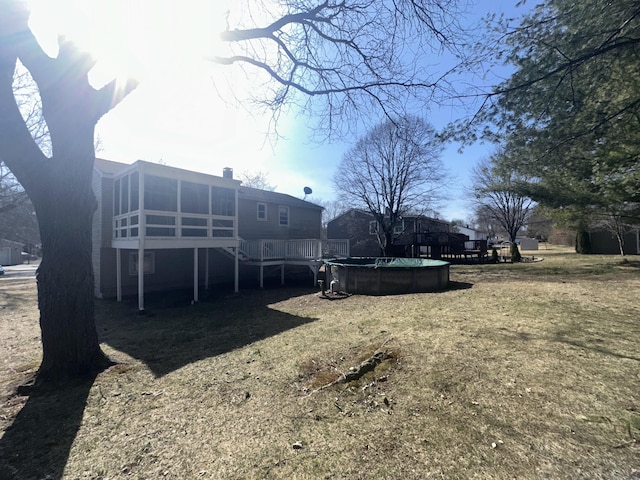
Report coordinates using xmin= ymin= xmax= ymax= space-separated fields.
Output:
xmin=106 ymin=160 xmax=242 ymax=311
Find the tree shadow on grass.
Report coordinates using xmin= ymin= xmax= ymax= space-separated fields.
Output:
xmin=492 ymin=326 xmax=640 ymax=363
xmin=552 ymin=335 xmax=640 ymax=362
xmin=0 ymin=286 xmax=318 ymax=479
xmin=98 ymin=285 xmax=320 ymax=377
xmin=447 ymin=280 xmax=474 ymax=291
xmin=0 ymin=375 xmax=96 ymax=480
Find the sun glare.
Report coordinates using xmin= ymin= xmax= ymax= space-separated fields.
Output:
xmin=26 ymin=0 xmax=228 ymax=85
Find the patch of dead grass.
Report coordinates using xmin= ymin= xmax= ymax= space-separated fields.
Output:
xmin=1 ymin=245 xmax=639 ymax=479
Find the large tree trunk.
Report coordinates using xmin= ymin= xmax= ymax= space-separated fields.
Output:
xmin=32 ymin=160 xmax=112 ymax=381
xmin=0 ymin=1 xmax=137 ymax=383
xmin=382 ymin=230 xmax=394 ymax=257
xmin=508 ymin=232 xmax=521 ymax=263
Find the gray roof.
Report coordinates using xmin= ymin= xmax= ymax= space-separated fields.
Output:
xmin=94 ymin=158 xmax=131 ymax=175
xmin=238 ymin=186 xmax=323 ymax=210
xmin=94 ymin=158 xmax=322 ymax=210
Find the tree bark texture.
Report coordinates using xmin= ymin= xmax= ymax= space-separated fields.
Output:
xmin=33 ymin=151 xmax=112 ymax=380
xmin=0 ymin=0 xmax=136 ymax=382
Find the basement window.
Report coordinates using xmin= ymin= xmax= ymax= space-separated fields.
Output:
xmin=129 ymin=251 xmax=155 ymax=275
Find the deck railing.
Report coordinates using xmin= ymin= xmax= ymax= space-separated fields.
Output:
xmin=323 ymin=239 xmax=350 ymax=258
xmin=240 ymin=239 xmax=323 ymax=261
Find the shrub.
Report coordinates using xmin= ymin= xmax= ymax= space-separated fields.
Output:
xmin=575 ymin=230 xmax=592 ymax=254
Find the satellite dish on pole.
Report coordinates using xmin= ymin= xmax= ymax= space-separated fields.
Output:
xmin=303 ymin=186 xmax=312 ymax=199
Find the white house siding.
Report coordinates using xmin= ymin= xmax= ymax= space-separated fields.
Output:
xmin=0 ymin=247 xmax=12 ymax=265
xmin=0 ymin=239 xmax=24 ymax=265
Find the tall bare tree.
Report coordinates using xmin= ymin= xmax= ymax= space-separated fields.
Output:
xmin=334 ymin=115 xmax=445 ymax=255
xmin=470 ymin=155 xmax=533 ymax=261
xmin=213 ymin=0 xmax=470 ymax=135
xmin=238 ymin=170 xmax=276 ymax=191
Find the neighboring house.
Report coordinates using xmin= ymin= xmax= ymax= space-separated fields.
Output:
xmin=326 ymin=209 xmax=453 ymax=257
xmin=326 ymin=209 xmax=380 ymax=257
xmin=92 ymin=159 xmax=329 ymax=311
xmin=454 ymin=225 xmax=489 ymax=241
xmin=0 ymin=238 xmax=24 ymax=266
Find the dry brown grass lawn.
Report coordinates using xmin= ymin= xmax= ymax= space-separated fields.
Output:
xmin=1 ymin=245 xmax=639 ymax=479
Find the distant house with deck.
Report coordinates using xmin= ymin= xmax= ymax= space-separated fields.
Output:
xmin=326 ymin=209 xmax=455 ymax=257
xmin=92 ymin=159 xmax=340 ymax=311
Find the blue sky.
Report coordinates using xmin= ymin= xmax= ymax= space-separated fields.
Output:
xmin=27 ymin=0 xmax=535 ymax=222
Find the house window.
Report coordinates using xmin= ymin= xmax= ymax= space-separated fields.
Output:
xmin=211 ymin=187 xmax=235 ymax=216
xmin=393 ymin=220 xmax=404 ymax=235
xmin=369 ymin=221 xmax=378 ymax=235
xmin=279 ymin=206 xmax=289 ymax=226
xmin=120 ymin=174 xmax=129 ymax=213
xmin=181 ymin=181 xmax=209 ymax=214
xmin=144 ymin=175 xmax=178 ymax=212
xmin=130 ymin=172 xmax=139 ymax=211
xmin=129 ymin=251 xmax=155 ymax=275
xmin=114 ymin=173 xmax=140 ymax=214
xmin=257 ymin=202 xmax=267 ymax=221
xmin=114 ymin=178 xmax=120 ymax=215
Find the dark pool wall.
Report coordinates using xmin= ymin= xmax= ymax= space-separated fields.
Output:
xmin=326 ymin=258 xmax=449 ymax=295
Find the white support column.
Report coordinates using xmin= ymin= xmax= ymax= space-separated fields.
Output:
xmin=116 ymin=248 xmax=122 ymax=302
xmin=234 ymin=244 xmax=239 ymax=293
xmin=310 ymin=264 xmax=319 ymax=286
xmin=137 ymin=245 xmax=145 ymax=312
xmin=234 ymin=188 xmax=239 ymax=294
xmin=138 ymin=171 xmax=146 ymax=313
xmin=259 ymin=264 xmax=264 ymax=288
xmin=280 ymin=264 xmax=285 ymax=285
xmin=193 ymin=248 xmax=199 ymax=303
xmin=205 ymin=248 xmax=210 ymax=290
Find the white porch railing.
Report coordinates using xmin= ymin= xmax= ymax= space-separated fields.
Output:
xmin=238 ymin=239 xmax=320 ymax=261
xmin=324 ymin=239 xmax=350 ymax=258
xmin=239 ymin=238 xmax=350 ymax=261
xmin=113 ymin=210 xmax=235 ymax=240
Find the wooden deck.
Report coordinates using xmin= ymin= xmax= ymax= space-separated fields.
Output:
xmin=238 ymin=238 xmax=349 ymax=288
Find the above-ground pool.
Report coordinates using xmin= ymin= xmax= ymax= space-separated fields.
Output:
xmin=324 ymin=257 xmax=449 ymax=295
